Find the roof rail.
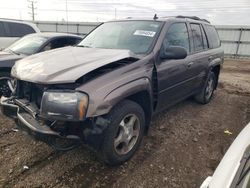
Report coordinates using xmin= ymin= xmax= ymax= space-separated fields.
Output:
xmin=176 ymin=15 xmax=210 ymax=23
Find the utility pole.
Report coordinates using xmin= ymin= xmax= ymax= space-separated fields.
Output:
xmin=115 ymin=8 xmax=117 ymax=19
xmin=28 ymin=0 xmax=37 ymax=21
xmin=65 ymin=0 xmax=69 ymax=33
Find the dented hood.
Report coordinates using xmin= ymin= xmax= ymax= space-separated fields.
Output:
xmin=11 ymin=47 xmax=136 ymax=84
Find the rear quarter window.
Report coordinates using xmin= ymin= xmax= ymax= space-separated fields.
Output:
xmin=4 ymin=22 xmax=36 ymax=37
xmin=204 ymin=25 xmax=220 ymax=48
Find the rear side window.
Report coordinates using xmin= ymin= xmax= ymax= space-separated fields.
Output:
xmin=204 ymin=25 xmax=220 ymax=48
xmin=5 ymin=22 xmax=36 ymax=37
xmin=190 ymin=23 xmax=203 ymax=52
xmin=163 ymin=23 xmax=190 ymax=52
xmin=0 ymin=22 xmax=6 ymax=37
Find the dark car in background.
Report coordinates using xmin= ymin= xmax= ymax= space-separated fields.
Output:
xmin=0 ymin=32 xmax=82 ymax=95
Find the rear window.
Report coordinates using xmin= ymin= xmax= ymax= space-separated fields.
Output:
xmin=0 ymin=22 xmax=6 ymax=37
xmin=204 ymin=25 xmax=220 ymax=48
xmin=4 ymin=22 xmax=36 ymax=37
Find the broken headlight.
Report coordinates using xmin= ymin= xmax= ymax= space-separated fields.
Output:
xmin=41 ymin=91 xmax=88 ymax=121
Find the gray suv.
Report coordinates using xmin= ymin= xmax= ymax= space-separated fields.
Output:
xmin=1 ymin=16 xmax=224 ymax=165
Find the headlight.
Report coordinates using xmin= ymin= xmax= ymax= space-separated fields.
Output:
xmin=41 ymin=91 xmax=88 ymax=121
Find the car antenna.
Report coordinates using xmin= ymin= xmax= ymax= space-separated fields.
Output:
xmin=153 ymin=14 xmax=158 ymax=20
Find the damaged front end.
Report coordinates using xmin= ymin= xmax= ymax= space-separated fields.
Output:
xmin=1 ymin=47 xmax=141 ymax=152
xmin=0 ymin=80 xmax=109 ymax=151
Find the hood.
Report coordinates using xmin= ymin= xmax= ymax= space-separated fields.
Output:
xmin=11 ymin=47 xmax=137 ymax=84
xmin=0 ymin=50 xmax=24 ymax=68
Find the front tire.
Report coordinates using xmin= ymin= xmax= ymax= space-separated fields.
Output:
xmin=194 ymin=72 xmax=216 ymax=104
xmin=100 ymin=100 xmax=145 ymax=166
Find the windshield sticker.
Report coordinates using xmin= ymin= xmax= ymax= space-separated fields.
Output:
xmin=133 ymin=30 xmax=156 ymax=37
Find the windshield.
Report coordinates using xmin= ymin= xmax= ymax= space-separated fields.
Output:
xmin=6 ymin=35 xmax=47 ymax=55
xmin=78 ymin=21 xmax=163 ymax=54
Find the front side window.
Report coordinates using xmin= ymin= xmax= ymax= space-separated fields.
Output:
xmin=78 ymin=21 xmax=163 ymax=54
xmin=190 ymin=23 xmax=204 ymax=52
xmin=163 ymin=23 xmax=190 ymax=53
xmin=6 ymin=35 xmax=47 ymax=55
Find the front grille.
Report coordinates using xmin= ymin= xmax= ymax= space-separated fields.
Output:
xmin=16 ymin=80 xmax=45 ymax=108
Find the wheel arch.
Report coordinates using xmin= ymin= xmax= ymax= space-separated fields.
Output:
xmin=89 ymin=78 xmax=153 ymax=131
xmin=211 ymin=65 xmax=221 ymax=89
xmin=125 ymin=90 xmax=152 ymax=132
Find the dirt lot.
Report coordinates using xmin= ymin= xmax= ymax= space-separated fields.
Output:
xmin=0 ymin=59 xmax=250 ymax=188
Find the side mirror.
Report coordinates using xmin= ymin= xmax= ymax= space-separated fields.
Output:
xmin=160 ymin=46 xmax=187 ymax=60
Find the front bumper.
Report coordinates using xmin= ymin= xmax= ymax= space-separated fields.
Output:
xmin=0 ymin=96 xmax=81 ymax=142
xmin=0 ymin=96 xmax=107 ymax=150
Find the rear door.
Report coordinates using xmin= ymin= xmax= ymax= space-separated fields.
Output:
xmin=187 ymin=22 xmax=210 ymax=90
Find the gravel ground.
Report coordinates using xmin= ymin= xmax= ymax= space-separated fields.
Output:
xmin=0 ymin=59 xmax=250 ymax=188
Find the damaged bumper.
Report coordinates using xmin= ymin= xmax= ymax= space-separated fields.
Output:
xmin=0 ymin=96 xmax=80 ymax=141
xmin=0 ymin=96 xmax=107 ymax=150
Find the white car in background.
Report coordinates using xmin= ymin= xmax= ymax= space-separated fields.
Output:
xmin=0 ymin=18 xmax=40 ymax=50
xmin=201 ymin=122 xmax=250 ymax=188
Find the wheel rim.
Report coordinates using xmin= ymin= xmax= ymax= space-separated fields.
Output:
xmin=114 ymin=114 xmax=140 ymax=155
xmin=205 ymin=77 xmax=214 ymax=100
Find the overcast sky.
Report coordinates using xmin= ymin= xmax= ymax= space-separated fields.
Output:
xmin=0 ymin=0 xmax=250 ymax=25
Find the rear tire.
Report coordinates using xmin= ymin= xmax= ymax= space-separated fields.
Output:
xmin=194 ymin=72 xmax=216 ymax=104
xmin=100 ymin=100 xmax=145 ymax=166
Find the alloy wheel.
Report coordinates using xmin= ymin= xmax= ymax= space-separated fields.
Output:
xmin=114 ymin=114 xmax=140 ymax=155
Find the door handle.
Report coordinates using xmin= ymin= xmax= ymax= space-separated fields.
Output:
xmin=187 ymin=62 xmax=194 ymax=68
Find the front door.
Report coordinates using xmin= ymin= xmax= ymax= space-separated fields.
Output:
xmin=156 ymin=22 xmax=192 ymax=111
